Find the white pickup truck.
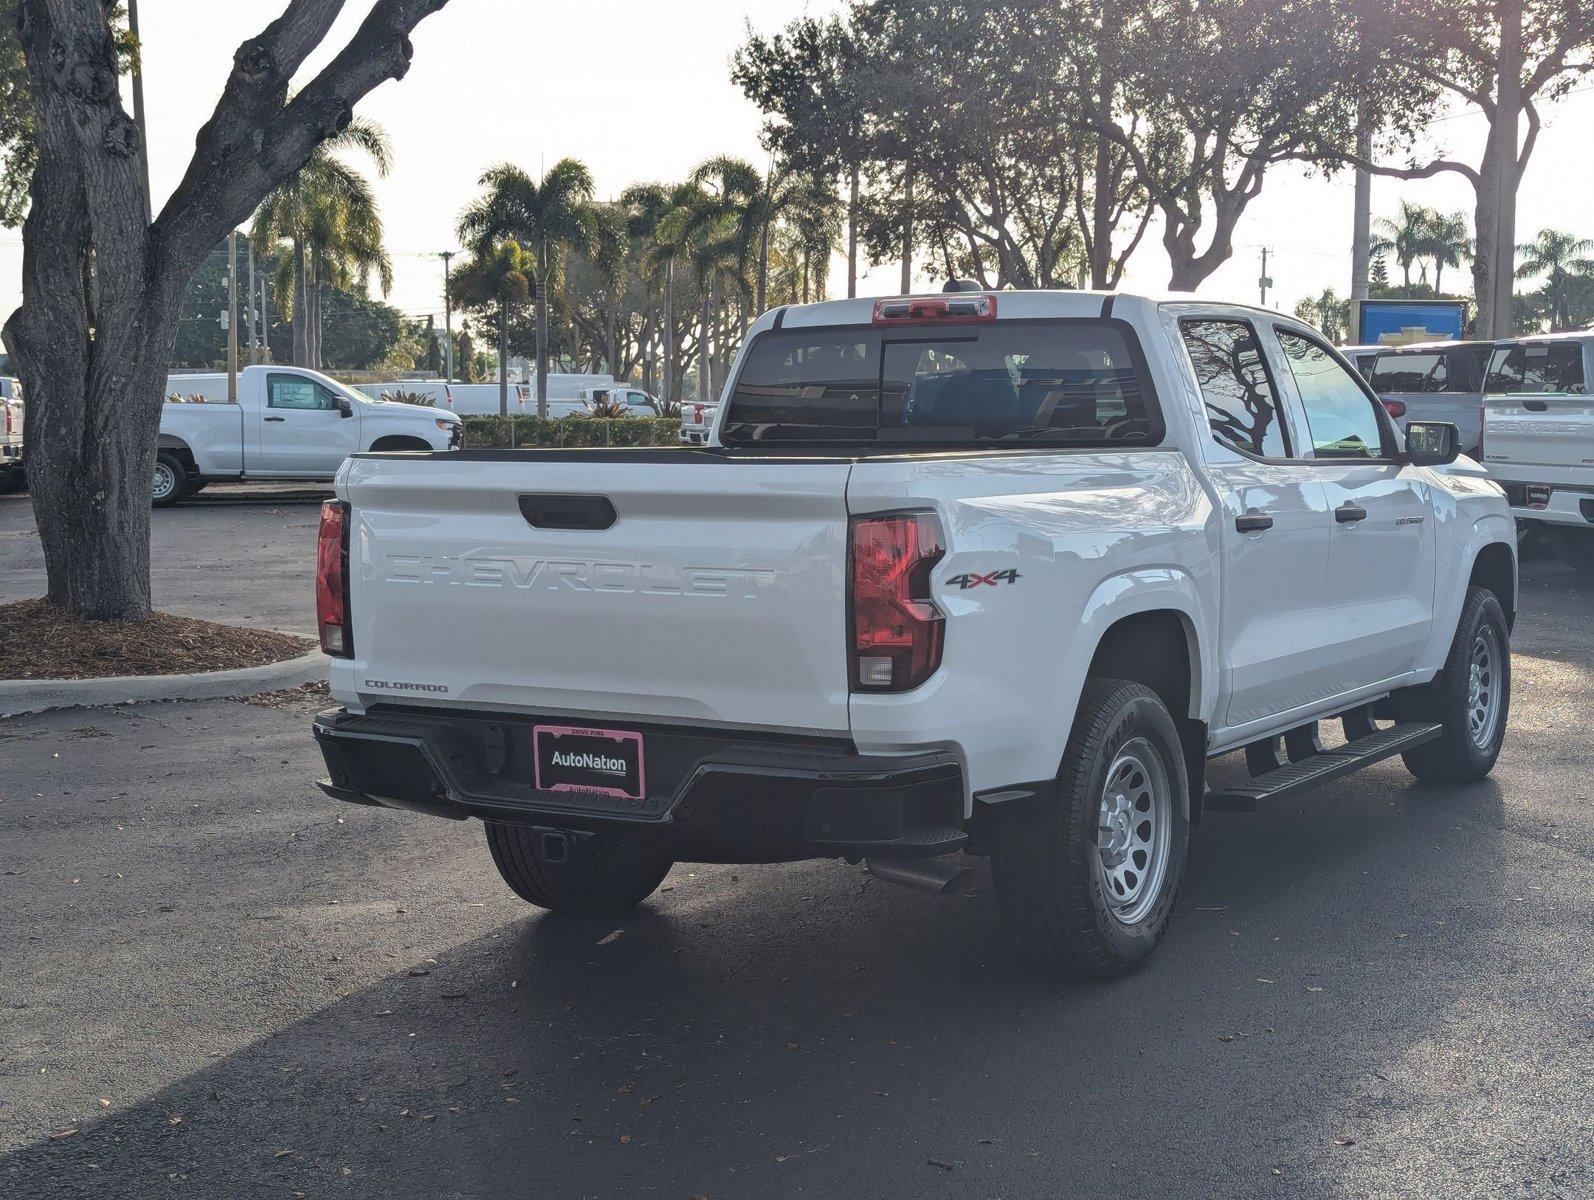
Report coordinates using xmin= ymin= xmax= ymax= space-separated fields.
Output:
xmin=1480 ymin=333 xmax=1594 ymax=572
xmin=0 ymin=376 xmax=22 ymax=492
xmin=156 ymin=366 xmax=462 ymax=505
xmin=311 ymin=290 xmax=1516 ymax=978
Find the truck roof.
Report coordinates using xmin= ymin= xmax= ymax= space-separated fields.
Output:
xmin=767 ymin=289 xmax=1305 ymax=332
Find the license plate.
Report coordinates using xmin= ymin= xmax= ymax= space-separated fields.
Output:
xmin=532 ymin=725 xmax=645 ymax=800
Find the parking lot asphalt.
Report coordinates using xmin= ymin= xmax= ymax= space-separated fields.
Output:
xmin=1 ymin=494 xmax=1591 ymax=1199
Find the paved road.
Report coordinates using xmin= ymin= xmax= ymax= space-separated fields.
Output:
xmin=0 ymin=485 xmax=330 ymax=636
xmin=1 ymin=499 xmax=1590 ymax=1198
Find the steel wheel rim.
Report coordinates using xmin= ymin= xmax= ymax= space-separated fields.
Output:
xmin=1467 ymin=626 xmax=1502 ymax=751
xmin=1094 ymin=738 xmax=1172 ymax=926
xmin=152 ymin=462 xmax=175 ymax=501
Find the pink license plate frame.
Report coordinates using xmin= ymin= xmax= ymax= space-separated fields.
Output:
xmin=532 ymin=724 xmax=646 ymax=800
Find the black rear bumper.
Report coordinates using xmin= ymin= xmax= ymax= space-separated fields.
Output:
xmin=312 ymin=706 xmax=966 ymax=864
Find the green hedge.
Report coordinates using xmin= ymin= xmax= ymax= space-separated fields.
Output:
xmin=460 ymin=415 xmax=682 ymax=449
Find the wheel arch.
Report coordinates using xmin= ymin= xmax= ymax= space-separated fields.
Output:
xmin=1468 ymin=539 xmax=1517 ymax=629
xmin=367 ymin=434 xmax=433 ymax=453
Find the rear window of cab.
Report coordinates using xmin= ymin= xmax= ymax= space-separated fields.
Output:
xmin=720 ymin=320 xmax=1163 ymax=448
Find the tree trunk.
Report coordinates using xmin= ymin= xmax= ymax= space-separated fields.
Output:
xmin=1091 ymin=0 xmax=1116 ymax=290
xmin=757 ymin=216 xmax=771 ymax=316
xmin=662 ymin=259 xmax=675 ymax=403
xmin=536 ymin=240 xmax=550 ymax=419
xmin=498 ymin=298 xmax=510 ymax=417
xmin=1482 ymin=0 xmax=1522 ymax=339
xmin=847 ymin=161 xmax=860 ymax=299
xmin=700 ymin=284 xmax=713 ymax=403
xmin=292 ymin=238 xmax=309 ymax=367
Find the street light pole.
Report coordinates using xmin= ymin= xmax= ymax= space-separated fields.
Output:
xmin=227 ymin=231 xmax=239 ymax=401
xmin=439 ymin=250 xmax=455 ymax=383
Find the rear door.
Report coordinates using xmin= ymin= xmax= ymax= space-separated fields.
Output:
xmin=1177 ymin=317 xmax=1335 ymax=729
xmin=1270 ymin=327 xmax=1436 ymax=692
xmin=342 ymin=454 xmax=856 ymax=733
xmin=257 ymin=372 xmax=360 ymax=474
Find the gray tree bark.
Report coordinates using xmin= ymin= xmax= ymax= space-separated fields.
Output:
xmin=2 ymin=0 xmax=456 ymax=620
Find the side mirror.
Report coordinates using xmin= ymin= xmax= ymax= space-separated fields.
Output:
xmin=1405 ymin=420 xmax=1460 ymax=467
xmin=338 ymin=398 xmax=354 ymax=418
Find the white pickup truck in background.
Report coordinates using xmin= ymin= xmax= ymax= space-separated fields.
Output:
xmin=0 ymin=376 xmax=22 ymax=493
xmin=1481 ymin=333 xmax=1594 ymax=572
xmin=157 ymin=366 xmax=462 ymax=506
xmin=312 ymin=289 xmax=1516 ymax=978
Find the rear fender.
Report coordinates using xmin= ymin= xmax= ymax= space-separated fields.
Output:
xmin=1070 ymin=568 xmax=1214 ymax=726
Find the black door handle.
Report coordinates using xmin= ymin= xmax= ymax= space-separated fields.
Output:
xmin=264 ymin=416 xmax=286 ymax=422
xmin=1523 ymin=400 xmax=1549 ymax=412
xmin=1336 ymin=502 xmax=1368 ymax=524
xmin=1235 ymin=511 xmax=1274 ymax=533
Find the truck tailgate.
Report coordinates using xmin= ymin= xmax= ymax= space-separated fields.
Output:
xmin=1484 ymin=396 xmax=1594 ymax=474
xmin=337 ymin=453 xmax=855 ymax=733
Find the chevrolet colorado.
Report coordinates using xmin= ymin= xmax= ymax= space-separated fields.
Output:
xmin=312 ymin=289 xmax=1517 ymax=977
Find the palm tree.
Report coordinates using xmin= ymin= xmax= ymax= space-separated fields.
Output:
xmin=1371 ymin=201 xmax=1438 ymax=290
xmin=681 ymin=157 xmax=762 ymax=399
xmin=251 ymin=116 xmax=392 ymax=369
xmin=1516 ymin=228 xmax=1594 ymax=331
xmin=458 ymin=159 xmax=603 ymax=417
xmin=629 ymin=180 xmax=706 ymax=404
xmin=448 ymin=241 xmax=532 ymax=415
xmin=1425 ymin=211 xmax=1472 ymax=296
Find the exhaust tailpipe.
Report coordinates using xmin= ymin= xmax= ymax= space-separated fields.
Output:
xmin=865 ymin=855 xmax=970 ymax=895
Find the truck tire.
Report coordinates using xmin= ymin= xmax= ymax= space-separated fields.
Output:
xmin=991 ymin=679 xmax=1190 ymax=978
xmin=1550 ymin=528 xmax=1594 ymax=574
xmin=1400 ymin=586 xmax=1510 ymax=783
xmin=484 ymin=822 xmax=672 ymax=915
xmin=152 ymin=452 xmax=189 ymax=507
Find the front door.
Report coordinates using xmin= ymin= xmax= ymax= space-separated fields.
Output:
xmin=258 ymin=372 xmax=359 ymax=475
xmin=1178 ymin=318 xmax=1336 ymax=731
xmin=1271 ymin=329 xmax=1436 ymax=694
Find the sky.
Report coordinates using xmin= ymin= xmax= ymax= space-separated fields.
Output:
xmin=1 ymin=0 xmax=1591 ymax=326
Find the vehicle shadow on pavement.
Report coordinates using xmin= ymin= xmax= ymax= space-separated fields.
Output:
xmin=6 ymin=761 xmax=1573 ymax=1200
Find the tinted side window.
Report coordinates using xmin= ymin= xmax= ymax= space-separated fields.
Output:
xmin=1485 ymin=343 xmax=1586 ymax=394
xmin=268 ymin=375 xmax=340 ymax=411
xmin=1277 ymin=331 xmax=1386 ymax=459
xmin=1180 ymin=319 xmax=1289 ymax=457
xmin=1371 ymin=353 xmax=1443 ymax=393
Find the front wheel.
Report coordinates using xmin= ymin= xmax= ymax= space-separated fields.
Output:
xmin=991 ymin=679 xmax=1190 ymax=978
xmin=1400 ymin=586 xmax=1510 ymax=782
xmin=152 ymin=452 xmax=189 ymax=507
xmin=484 ymin=822 xmax=672 ymax=915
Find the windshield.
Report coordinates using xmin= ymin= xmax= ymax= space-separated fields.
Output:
xmin=721 ymin=320 xmax=1160 ymax=448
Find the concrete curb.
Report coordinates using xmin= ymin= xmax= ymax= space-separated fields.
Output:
xmin=0 ymin=648 xmax=327 ymax=717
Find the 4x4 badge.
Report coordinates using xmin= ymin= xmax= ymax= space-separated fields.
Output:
xmin=945 ymin=569 xmax=1021 ymax=589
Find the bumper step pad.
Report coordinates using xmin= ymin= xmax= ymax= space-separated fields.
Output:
xmin=1206 ymin=722 xmax=1443 ymax=813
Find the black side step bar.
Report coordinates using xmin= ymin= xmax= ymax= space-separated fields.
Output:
xmin=1206 ymin=722 xmax=1443 ymax=813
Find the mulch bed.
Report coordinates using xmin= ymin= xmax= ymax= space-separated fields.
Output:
xmin=1 ymin=598 xmax=314 ymax=681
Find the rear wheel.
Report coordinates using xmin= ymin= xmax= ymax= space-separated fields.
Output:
xmin=484 ymin=822 xmax=672 ymax=915
xmin=1400 ymin=586 xmax=1510 ymax=782
xmin=991 ymin=679 xmax=1190 ymax=978
xmin=152 ymin=452 xmax=189 ymax=507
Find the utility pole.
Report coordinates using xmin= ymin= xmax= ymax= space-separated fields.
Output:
xmin=126 ymin=0 xmax=151 ymax=216
xmin=226 ymin=232 xmax=239 ymax=401
xmin=1350 ymin=119 xmax=1372 ymax=303
xmin=1258 ymin=247 xmax=1272 ymax=308
xmin=1486 ymin=0 xmax=1523 ymax=339
xmin=439 ymin=250 xmax=455 ymax=382
xmin=245 ymin=237 xmax=259 ymax=363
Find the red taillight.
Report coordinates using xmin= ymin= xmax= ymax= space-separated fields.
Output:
xmin=316 ymin=501 xmax=352 ymax=657
xmin=850 ymin=514 xmax=946 ymax=692
xmin=1381 ymin=399 xmax=1407 ymax=418
xmin=873 ymin=295 xmax=996 ymax=325
xmin=692 ymin=404 xmax=705 ymax=423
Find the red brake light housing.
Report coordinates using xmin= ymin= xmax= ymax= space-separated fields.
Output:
xmin=1380 ymin=399 xmax=1407 ymax=419
xmin=873 ymin=295 xmax=996 ymax=326
xmin=850 ymin=514 xmax=946 ymax=692
xmin=316 ymin=500 xmax=352 ymax=657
